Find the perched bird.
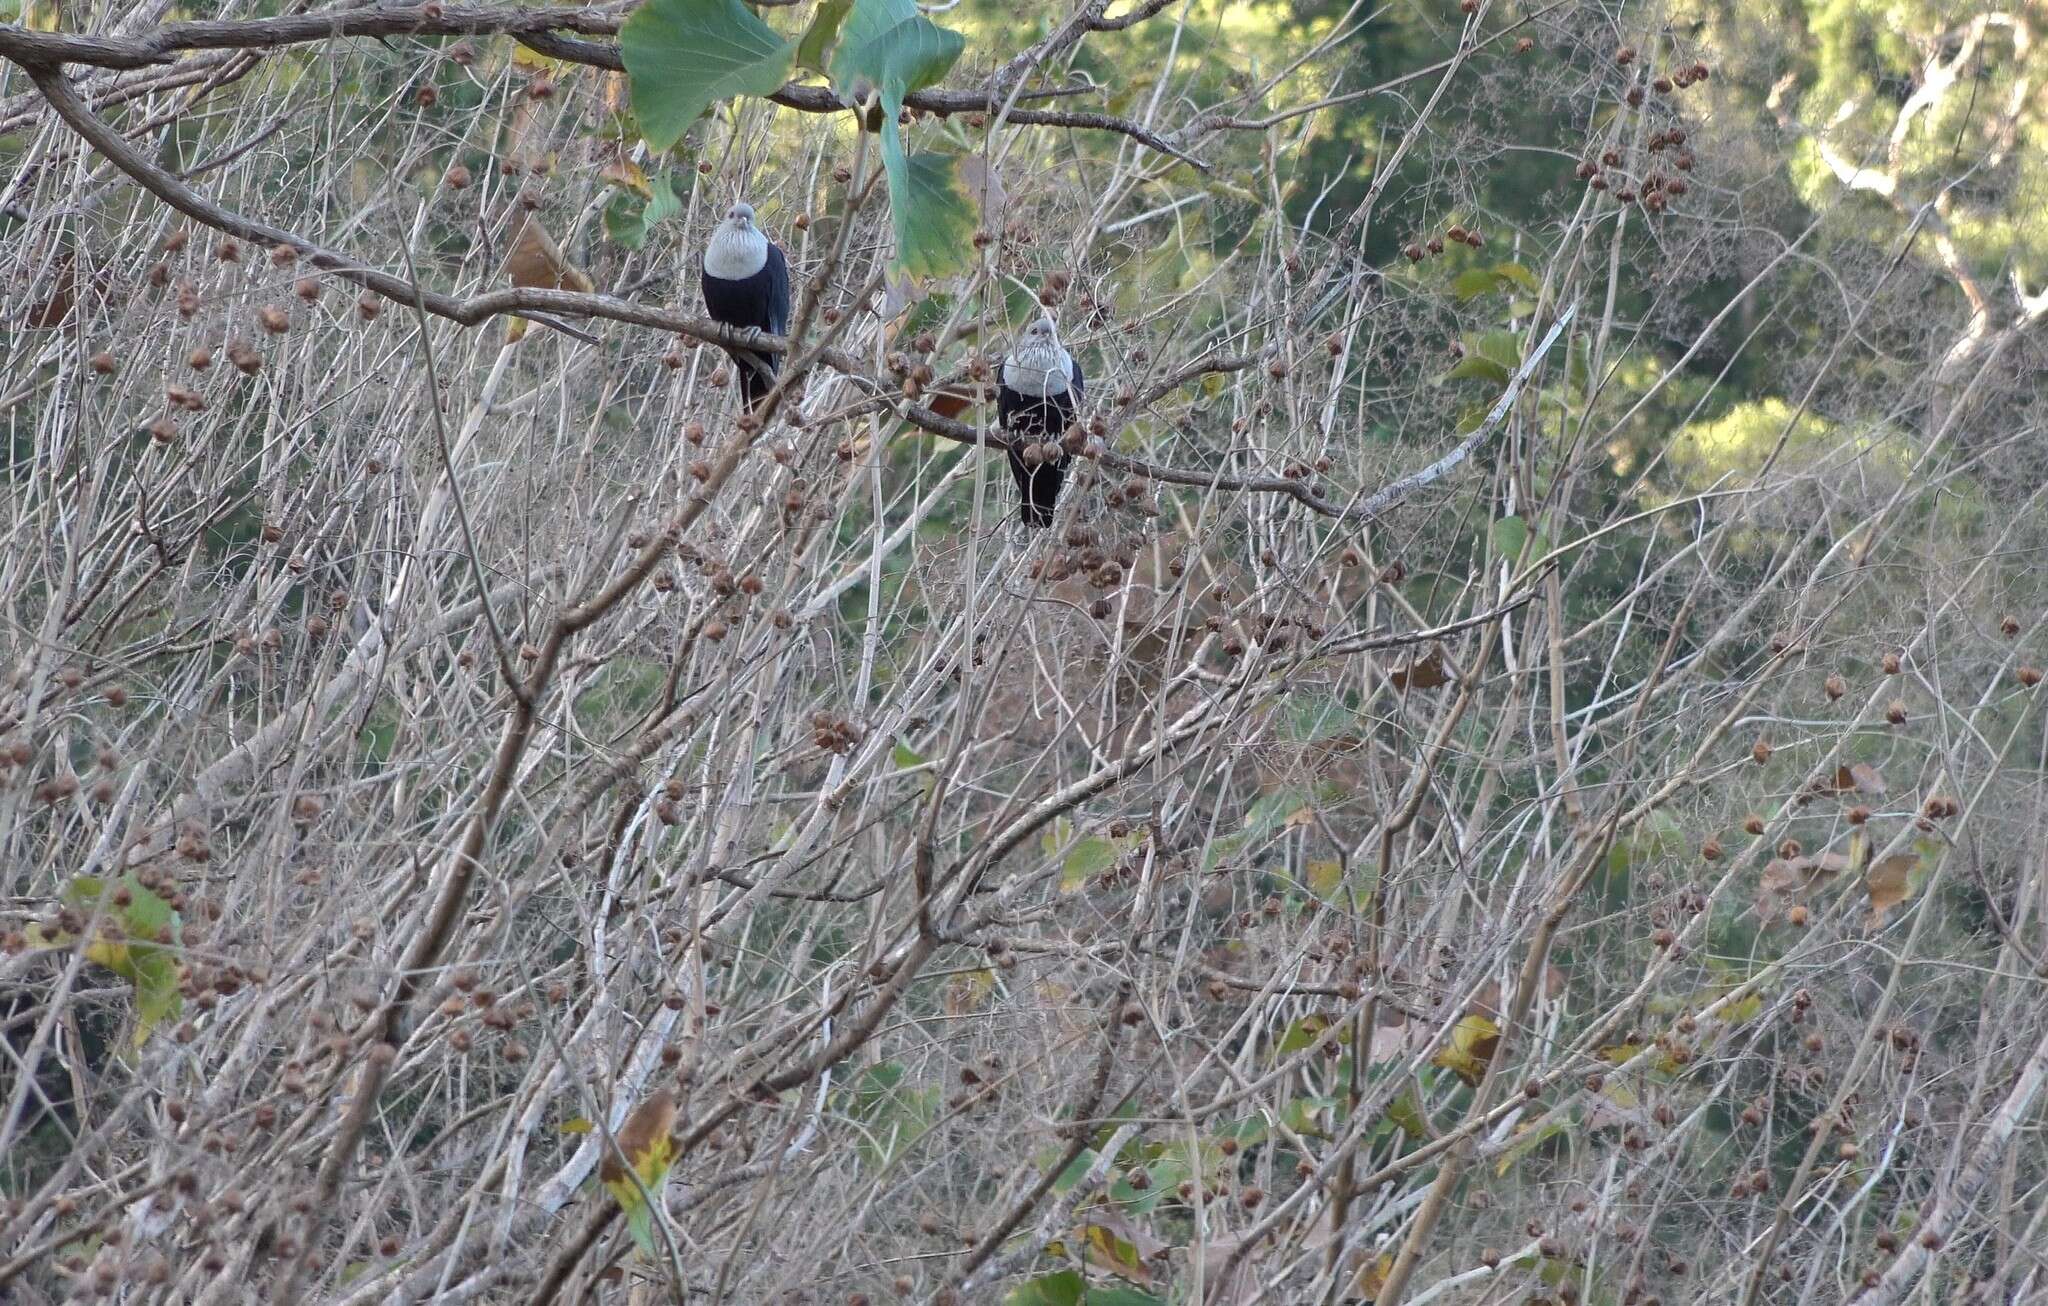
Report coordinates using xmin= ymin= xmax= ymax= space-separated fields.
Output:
xmin=700 ymin=201 xmax=791 ymax=411
xmin=998 ymin=316 xmax=1084 ymax=527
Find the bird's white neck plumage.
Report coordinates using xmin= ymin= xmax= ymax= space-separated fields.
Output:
xmin=704 ymin=223 xmax=768 ymax=279
xmin=1004 ymin=339 xmax=1072 ymax=398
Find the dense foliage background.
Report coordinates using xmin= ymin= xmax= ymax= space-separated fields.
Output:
xmin=3 ymin=0 xmax=2046 ymax=1302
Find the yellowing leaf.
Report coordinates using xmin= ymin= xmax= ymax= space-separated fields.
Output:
xmin=512 ymin=44 xmax=578 ymax=77
xmin=1432 ymin=1012 xmax=1501 ymax=1085
xmin=1306 ymin=859 xmax=1344 ymax=897
xmin=1719 ymin=992 xmax=1765 ymax=1024
xmin=559 ymin=1116 xmax=596 ymax=1135
xmin=1864 ymin=853 xmax=1920 ymax=927
xmin=600 ymin=156 xmax=653 ymax=199
xmin=944 ymin=967 xmax=995 ymax=1017
xmin=1353 ymin=1253 xmax=1395 ymax=1298
xmin=37 ymin=875 xmax=184 ymax=1047
xmin=600 ymin=1090 xmax=679 ymax=1256
xmin=1076 ymin=1212 xmax=1163 ymax=1286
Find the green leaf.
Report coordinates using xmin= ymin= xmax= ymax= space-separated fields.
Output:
xmin=892 ymin=737 xmax=927 ymax=769
xmin=602 ymin=172 xmax=686 ymax=250
xmin=620 ymin=0 xmax=799 ymax=152
xmin=1384 ymin=1091 xmax=1428 ymax=1138
xmin=1278 ymin=691 xmax=1354 ymax=743
xmin=1275 ymin=1014 xmax=1335 ymax=1056
xmin=1451 ymin=266 xmax=1501 ymax=301
xmin=828 ymin=0 xmax=965 ymax=111
xmin=894 ymin=151 xmax=978 ymax=278
xmin=1443 ymin=353 xmax=1511 ymax=386
xmin=1493 ymin=261 xmax=1542 ymax=293
xmin=827 ymin=0 xmax=970 ymax=275
xmin=843 ymin=1061 xmax=936 ymax=1169
xmin=604 ymin=193 xmax=651 ymax=250
xmin=1042 ymin=818 xmax=1142 ymax=892
xmin=1004 ymin=1270 xmax=1085 ymax=1306
xmin=796 ymin=0 xmax=856 ymax=74
xmin=1049 ymin=1147 xmax=1098 ymax=1193
xmin=1083 ymin=1287 xmax=1167 ymax=1306
xmin=1492 ymin=515 xmax=1529 ymax=560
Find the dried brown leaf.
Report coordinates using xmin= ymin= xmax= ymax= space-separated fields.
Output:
xmin=1390 ymin=646 xmax=1450 ymax=691
xmin=504 ymin=215 xmax=593 ymax=293
xmin=1865 ymin=854 xmax=1917 ymax=927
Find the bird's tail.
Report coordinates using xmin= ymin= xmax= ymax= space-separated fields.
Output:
xmin=1018 ymin=498 xmax=1056 ymax=528
xmin=731 ymin=349 xmax=778 ymax=411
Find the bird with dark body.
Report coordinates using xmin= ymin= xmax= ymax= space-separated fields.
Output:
xmin=700 ymin=202 xmax=791 ymax=412
xmin=998 ymin=316 xmax=1084 ymax=527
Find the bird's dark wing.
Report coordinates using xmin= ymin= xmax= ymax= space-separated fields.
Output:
xmin=1068 ymin=354 xmax=1084 ymax=408
xmin=763 ymin=243 xmax=791 ymax=339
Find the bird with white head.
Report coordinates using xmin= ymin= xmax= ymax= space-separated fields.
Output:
xmin=997 ymin=316 xmax=1085 ymax=526
xmin=700 ymin=200 xmax=791 ymax=411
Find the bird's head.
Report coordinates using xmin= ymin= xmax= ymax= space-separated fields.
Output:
xmin=723 ymin=202 xmax=758 ymax=232
xmin=1020 ymin=316 xmax=1060 ymax=348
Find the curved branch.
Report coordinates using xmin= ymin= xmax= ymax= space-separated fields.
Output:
xmin=0 ymin=3 xmax=1209 ymax=167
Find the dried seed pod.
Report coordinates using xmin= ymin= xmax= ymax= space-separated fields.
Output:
xmin=1751 ymin=738 xmax=1772 ymax=765
xmin=1823 ymin=673 xmax=1846 ymax=700
xmin=445 ymin=162 xmax=472 ymax=190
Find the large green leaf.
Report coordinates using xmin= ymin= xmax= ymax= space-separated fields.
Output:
xmin=620 ymin=0 xmax=799 ymax=152
xmin=828 ymin=0 xmax=972 ymax=275
xmin=895 ymin=152 xmax=978 ymax=277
